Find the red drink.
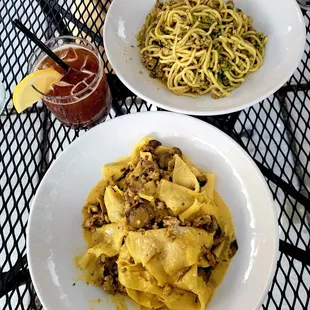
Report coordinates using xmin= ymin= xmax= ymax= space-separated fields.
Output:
xmin=29 ymin=36 xmax=111 ymax=128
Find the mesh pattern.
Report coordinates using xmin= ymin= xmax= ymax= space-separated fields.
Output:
xmin=0 ymin=1 xmax=309 ymax=309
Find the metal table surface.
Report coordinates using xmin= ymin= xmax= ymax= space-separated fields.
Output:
xmin=0 ymin=1 xmax=309 ymax=309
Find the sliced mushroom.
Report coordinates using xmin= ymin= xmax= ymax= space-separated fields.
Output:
xmin=126 ymin=203 xmax=155 ymax=229
xmin=213 ymin=234 xmax=225 ymax=247
xmin=214 ymin=223 xmax=222 ymax=238
xmin=198 ymin=267 xmax=212 ymax=283
xmin=147 ymin=139 xmax=162 ymax=149
xmin=211 ymin=215 xmax=219 ymax=232
xmin=229 ymin=240 xmax=238 ymax=258
xmin=172 ymin=147 xmax=182 ymax=157
xmin=204 ymin=215 xmax=219 ymax=233
xmin=197 ymin=175 xmax=207 ymax=187
xmin=158 ymin=152 xmax=173 ymax=169
xmin=192 ymin=214 xmax=212 ymax=227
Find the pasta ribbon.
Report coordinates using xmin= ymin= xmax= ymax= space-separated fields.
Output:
xmin=78 ymin=137 xmax=238 ymax=310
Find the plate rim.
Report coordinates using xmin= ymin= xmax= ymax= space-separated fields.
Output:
xmin=103 ymin=0 xmax=306 ymax=116
xmin=27 ymin=111 xmax=279 ymax=310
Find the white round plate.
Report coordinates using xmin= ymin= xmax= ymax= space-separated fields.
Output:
xmin=103 ymin=0 xmax=306 ymax=115
xmin=27 ymin=112 xmax=279 ymax=310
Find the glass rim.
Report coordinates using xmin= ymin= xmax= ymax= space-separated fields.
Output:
xmin=28 ymin=35 xmax=103 ymax=101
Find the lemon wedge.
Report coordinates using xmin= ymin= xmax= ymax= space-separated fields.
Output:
xmin=13 ymin=68 xmax=62 ymax=113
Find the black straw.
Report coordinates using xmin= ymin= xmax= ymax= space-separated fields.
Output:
xmin=12 ymin=19 xmax=70 ymax=72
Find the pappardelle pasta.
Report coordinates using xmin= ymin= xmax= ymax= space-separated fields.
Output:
xmin=137 ymin=0 xmax=267 ymax=98
xmin=77 ymin=137 xmax=238 ymax=310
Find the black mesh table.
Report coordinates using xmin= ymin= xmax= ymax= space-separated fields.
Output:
xmin=0 ymin=1 xmax=309 ymax=309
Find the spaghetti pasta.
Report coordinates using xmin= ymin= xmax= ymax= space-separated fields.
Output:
xmin=137 ymin=0 xmax=267 ymax=98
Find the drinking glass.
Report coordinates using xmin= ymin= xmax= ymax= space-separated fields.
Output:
xmin=28 ymin=36 xmax=112 ymax=128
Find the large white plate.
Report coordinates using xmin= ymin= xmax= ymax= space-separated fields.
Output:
xmin=104 ymin=0 xmax=305 ymax=115
xmin=27 ymin=112 xmax=278 ymax=310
